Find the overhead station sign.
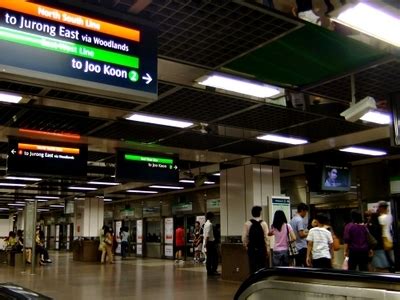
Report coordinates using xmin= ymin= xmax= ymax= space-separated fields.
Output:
xmin=0 ymin=0 xmax=157 ymax=100
xmin=116 ymin=150 xmax=179 ymax=183
xmin=7 ymin=138 xmax=88 ymax=177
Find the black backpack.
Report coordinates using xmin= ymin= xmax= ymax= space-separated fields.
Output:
xmin=248 ymin=219 xmax=265 ymax=250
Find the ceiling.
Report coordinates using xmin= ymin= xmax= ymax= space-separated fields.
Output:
xmin=0 ymin=0 xmax=399 ymax=213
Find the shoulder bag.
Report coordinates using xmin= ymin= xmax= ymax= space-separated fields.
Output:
xmin=286 ymin=224 xmax=298 ymax=257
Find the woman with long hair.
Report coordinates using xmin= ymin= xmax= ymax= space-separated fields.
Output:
xmin=268 ymin=210 xmax=295 ymax=266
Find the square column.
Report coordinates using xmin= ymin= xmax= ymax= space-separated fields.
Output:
xmin=74 ymin=197 xmax=104 ymax=238
xmin=220 ymin=164 xmax=280 ymax=236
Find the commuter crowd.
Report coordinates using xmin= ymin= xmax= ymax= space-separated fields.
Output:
xmin=242 ymin=201 xmax=395 ymax=274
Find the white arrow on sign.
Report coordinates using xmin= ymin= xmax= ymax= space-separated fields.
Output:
xmin=142 ymin=73 xmax=152 ymax=84
xmin=11 ymin=149 xmax=16 ymax=155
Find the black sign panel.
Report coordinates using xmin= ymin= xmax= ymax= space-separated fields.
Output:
xmin=7 ymin=138 xmax=88 ymax=178
xmin=0 ymin=1 xmax=157 ymax=99
xmin=116 ymin=150 xmax=179 ymax=183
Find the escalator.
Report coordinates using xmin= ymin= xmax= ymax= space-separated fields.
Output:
xmin=235 ymin=268 xmax=400 ymax=300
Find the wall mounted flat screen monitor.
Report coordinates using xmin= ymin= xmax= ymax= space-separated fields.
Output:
xmin=0 ymin=1 xmax=157 ymax=101
xmin=321 ymin=165 xmax=351 ymax=192
xmin=116 ymin=150 xmax=179 ymax=183
xmin=7 ymin=138 xmax=88 ymax=177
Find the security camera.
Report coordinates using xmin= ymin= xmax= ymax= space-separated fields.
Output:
xmin=340 ymin=96 xmax=376 ymax=122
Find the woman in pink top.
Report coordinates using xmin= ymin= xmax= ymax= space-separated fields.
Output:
xmin=268 ymin=210 xmax=296 ymax=266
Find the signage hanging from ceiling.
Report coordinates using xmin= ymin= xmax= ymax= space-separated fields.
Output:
xmin=0 ymin=0 xmax=157 ymax=100
xmin=7 ymin=138 xmax=88 ymax=177
xmin=115 ymin=150 xmax=179 ymax=183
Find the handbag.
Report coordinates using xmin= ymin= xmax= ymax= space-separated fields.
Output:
xmin=286 ymin=225 xmax=298 ymax=257
xmin=383 ymin=237 xmax=393 ymax=251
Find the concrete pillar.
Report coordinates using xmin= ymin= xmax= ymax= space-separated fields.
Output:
xmin=74 ymin=197 xmax=104 ymax=238
xmin=220 ymin=164 xmax=280 ymax=236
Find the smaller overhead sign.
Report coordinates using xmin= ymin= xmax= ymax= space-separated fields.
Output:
xmin=116 ymin=150 xmax=179 ymax=183
xmin=7 ymin=138 xmax=88 ymax=177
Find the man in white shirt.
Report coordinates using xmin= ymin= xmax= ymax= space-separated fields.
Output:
xmin=377 ymin=201 xmax=395 ymax=272
xmin=204 ymin=212 xmax=219 ymax=276
xmin=306 ymin=214 xmax=333 ymax=269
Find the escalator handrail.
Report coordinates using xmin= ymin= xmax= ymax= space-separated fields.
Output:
xmin=234 ymin=267 xmax=400 ymax=300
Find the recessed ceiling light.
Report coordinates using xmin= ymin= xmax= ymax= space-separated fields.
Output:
xmin=68 ymin=187 xmax=98 ymax=191
xmin=149 ymin=185 xmax=184 ymax=190
xmin=197 ymin=73 xmax=281 ymax=98
xmin=257 ymin=134 xmax=308 ymax=145
xmin=360 ymin=111 xmax=391 ymax=125
xmin=0 ymin=183 xmax=27 ymax=187
xmin=0 ymin=92 xmax=22 ymax=104
xmin=126 ymin=190 xmax=158 ymax=194
xmin=87 ymin=181 xmax=120 ymax=186
xmin=5 ymin=176 xmax=42 ymax=181
xmin=125 ymin=113 xmax=193 ymax=128
xmin=339 ymin=146 xmax=387 ymax=156
xmin=332 ymin=2 xmax=400 ymax=47
xmin=179 ymin=179 xmax=195 ymax=183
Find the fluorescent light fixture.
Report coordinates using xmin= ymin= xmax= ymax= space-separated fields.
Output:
xmin=257 ymin=134 xmax=308 ymax=145
xmin=339 ymin=146 xmax=387 ymax=156
xmin=332 ymin=3 xmax=400 ymax=47
xmin=213 ymin=173 xmax=221 ymax=176
xmin=126 ymin=190 xmax=158 ymax=194
xmin=360 ymin=111 xmax=391 ymax=125
xmin=179 ymin=179 xmax=195 ymax=183
xmin=38 ymin=209 xmax=50 ymax=212
xmin=50 ymin=204 xmax=64 ymax=208
xmin=149 ymin=185 xmax=184 ymax=190
xmin=74 ymin=197 xmax=85 ymax=201
xmin=103 ymin=198 xmax=112 ymax=202
xmin=35 ymin=196 xmax=60 ymax=199
xmin=204 ymin=181 xmax=216 ymax=185
xmin=87 ymin=181 xmax=120 ymax=186
xmin=0 ymin=208 xmax=10 ymax=210
xmin=8 ymin=203 xmax=25 ymax=206
xmin=0 ymin=92 xmax=22 ymax=104
xmin=0 ymin=183 xmax=27 ymax=187
xmin=126 ymin=113 xmax=193 ymax=128
xmin=111 ymin=175 xmax=116 ymax=178
xmin=5 ymin=176 xmax=42 ymax=181
xmin=68 ymin=187 xmax=98 ymax=191
xmin=197 ymin=73 xmax=281 ymax=98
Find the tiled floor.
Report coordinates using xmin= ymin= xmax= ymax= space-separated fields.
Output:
xmin=0 ymin=252 xmax=240 ymax=299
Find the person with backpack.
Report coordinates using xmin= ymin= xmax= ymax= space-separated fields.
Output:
xmin=242 ymin=206 xmax=269 ymax=273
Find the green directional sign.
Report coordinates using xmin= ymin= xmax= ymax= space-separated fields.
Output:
xmin=117 ymin=150 xmax=179 ymax=183
xmin=124 ymin=154 xmax=173 ymax=165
